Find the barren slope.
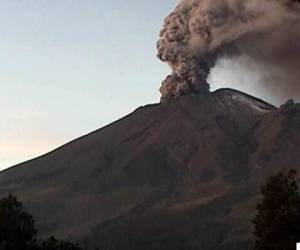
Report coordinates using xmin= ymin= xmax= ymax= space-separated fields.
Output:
xmin=1 ymin=89 xmax=299 ymax=249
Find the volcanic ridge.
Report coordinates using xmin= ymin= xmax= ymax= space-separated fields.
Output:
xmin=1 ymin=89 xmax=300 ymax=250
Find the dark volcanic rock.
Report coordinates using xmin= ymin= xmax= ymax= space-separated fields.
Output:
xmin=0 ymin=88 xmax=299 ymax=250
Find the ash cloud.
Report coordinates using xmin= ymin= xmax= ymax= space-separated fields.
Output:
xmin=157 ymin=0 xmax=300 ymax=102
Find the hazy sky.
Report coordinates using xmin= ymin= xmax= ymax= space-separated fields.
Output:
xmin=0 ymin=0 xmax=288 ymax=171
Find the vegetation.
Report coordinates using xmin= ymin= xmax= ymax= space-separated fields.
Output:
xmin=0 ymin=194 xmax=82 ymax=250
xmin=4 ymin=169 xmax=300 ymax=250
xmin=253 ymin=170 xmax=300 ymax=250
xmin=38 ymin=237 xmax=82 ymax=250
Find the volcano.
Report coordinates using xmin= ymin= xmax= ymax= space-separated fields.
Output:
xmin=1 ymin=89 xmax=300 ymax=250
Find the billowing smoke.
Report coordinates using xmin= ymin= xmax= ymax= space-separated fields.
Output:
xmin=157 ymin=0 xmax=300 ymax=102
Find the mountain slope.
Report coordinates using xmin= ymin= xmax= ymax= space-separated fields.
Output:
xmin=1 ymin=89 xmax=300 ymax=250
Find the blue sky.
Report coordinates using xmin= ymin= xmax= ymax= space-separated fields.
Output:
xmin=0 ymin=0 xmax=177 ymax=170
xmin=0 ymin=0 xmax=285 ymax=170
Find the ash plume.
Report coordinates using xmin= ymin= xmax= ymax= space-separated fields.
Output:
xmin=157 ymin=0 xmax=300 ymax=102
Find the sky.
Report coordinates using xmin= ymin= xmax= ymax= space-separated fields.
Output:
xmin=0 ymin=0 xmax=289 ymax=171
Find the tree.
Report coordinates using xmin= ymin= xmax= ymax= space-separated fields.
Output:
xmin=38 ymin=237 xmax=82 ymax=250
xmin=253 ymin=170 xmax=300 ymax=250
xmin=0 ymin=194 xmax=37 ymax=250
xmin=0 ymin=194 xmax=83 ymax=250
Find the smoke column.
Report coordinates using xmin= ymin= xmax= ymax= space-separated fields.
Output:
xmin=157 ymin=0 xmax=300 ymax=102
